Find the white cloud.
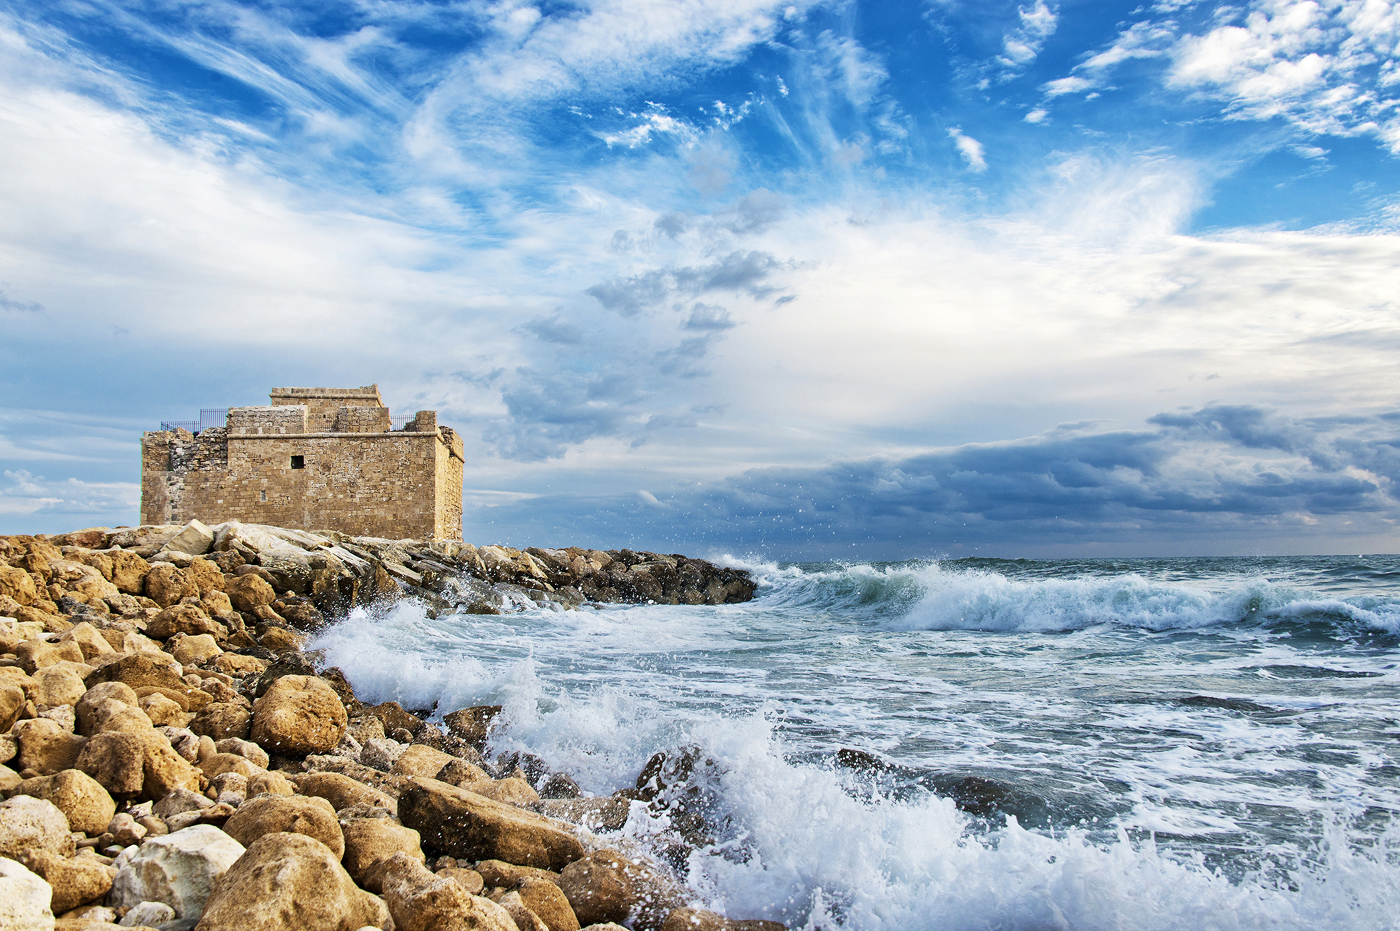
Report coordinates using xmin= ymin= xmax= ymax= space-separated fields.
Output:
xmin=998 ymin=1 xmax=1059 ymax=70
xmin=947 ymin=127 xmax=987 ymax=171
xmin=1040 ymin=1 xmax=1400 ymax=150
xmin=1024 ymin=108 xmax=1048 ymax=123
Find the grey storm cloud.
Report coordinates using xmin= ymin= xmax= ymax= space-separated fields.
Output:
xmin=586 ymin=250 xmax=788 ymax=316
xmin=473 ymin=406 xmax=1400 ymax=556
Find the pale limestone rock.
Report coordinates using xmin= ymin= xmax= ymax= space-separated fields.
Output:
xmin=214 ymin=737 xmax=269 ymax=769
xmin=108 ymin=824 xmax=244 ymax=919
xmin=391 ymin=744 xmax=457 ymax=779
xmin=0 ymin=795 xmax=75 ymax=859
xmin=0 ymin=856 xmax=55 ymax=931
xmin=499 ymin=890 xmax=552 ymax=931
xmin=517 ymin=876 xmax=581 ymax=931
xmin=12 ymin=718 xmax=87 ymax=775
xmin=29 ymin=667 xmax=87 ymax=711
xmin=360 ymin=736 xmax=407 ymax=772
xmin=118 ymin=900 xmax=176 ymax=927
xmin=162 ymin=521 xmax=214 ymax=558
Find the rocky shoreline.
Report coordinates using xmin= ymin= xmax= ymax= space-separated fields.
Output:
xmin=0 ymin=522 xmax=771 ymax=931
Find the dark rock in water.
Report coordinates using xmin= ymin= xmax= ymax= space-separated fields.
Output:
xmin=539 ymin=772 xmax=581 ymax=799
xmin=497 ymin=750 xmax=550 ymax=787
xmin=365 ymin=700 xmax=423 ymax=735
xmin=835 ymin=748 xmax=894 ymax=775
xmin=623 ymin=746 xmax=723 ymax=851
xmin=319 ymin=666 xmax=361 ymax=714
xmin=443 ymin=705 xmax=502 ymax=752
xmin=1176 ymin=695 xmax=1274 ymax=713
xmin=412 ymin=720 xmax=446 ymax=751
xmin=926 ymin=773 xmax=1034 ymax=818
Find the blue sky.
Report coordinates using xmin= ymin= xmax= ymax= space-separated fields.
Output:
xmin=2 ymin=0 xmax=1399 ymax=557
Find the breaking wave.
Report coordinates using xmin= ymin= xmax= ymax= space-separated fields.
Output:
xmin=733 ymin=559 xmax=1400 ymax=637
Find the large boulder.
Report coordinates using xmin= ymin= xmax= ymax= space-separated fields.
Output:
xmin=29 ymin=666 xmax=87 ymax=710
xmin=559 ymin=850 xmax=684 ymax=931
xmin=17 ymin=849 xmax=115 ymax=914
xmin=0 ymin=564 xmax=39 ymax=605
xmin=0 ymin=683 xmax=24 ymax=732
xmin=227 ymin=574 xmax=276 ymax=613
xmin=11 ymin=719 xmax=87 ymax=776
xmin=74 ymin=682 xmax=139 ymax=732
xmin=341 ymin=817 xmax=424 ymax=891
xmin=398 ymin=776 xmax=584 ymax=869
xmin=172 ymin=634 xmax=222 ymax=667
xmin=222 ymin=795 xmax=344 ymax=859
xmin=58 ymin=622 xmax=116 ymax=662
xmin=146 ymin=605 xmax=221 ymax=640
xmin=78 ymin=697 xmax=153 ymax=738
xmin=0 ymin=857 xmax=54 ymax=931
xmin=11 ymin=769 xmax=116 ymax=835
xmin=250 ymin=675 xmax=347 ymax=756
xmin=391 ymin=744 xmax=457 ymax=779
xmin=380 ymin=852 xmax=517 ymax=931
xmin=16 ymin=639 xmax=84 ymax=674
xmin=144 ymin=564 xmax=195 ymax=608
xmin=83 ymin=654 xmax=208 ymax=711
xmin=0 ymin=795 xmax=75 ymax=859
xmin=108 ymin=550 xmax=151 ymax=595
xmin=499 ymin=890 xmax=551 ymax=931
xmin=194 ymin=832 xmax=390 ymax=931
xmin=109 ymin=824 xmax=244 ymax=919
xmin=76 ymin=729 xmax=202 ymax=802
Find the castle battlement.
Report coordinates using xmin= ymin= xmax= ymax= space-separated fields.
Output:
xmin=140 ymin=384 xmax=464 ymax=541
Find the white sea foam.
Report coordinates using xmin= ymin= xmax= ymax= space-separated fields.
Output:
xmin=312 ymin=615 xmax=1400 ymax=930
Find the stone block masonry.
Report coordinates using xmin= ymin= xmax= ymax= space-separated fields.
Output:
xmin=141 ymin=385 xmax=464 ymax=541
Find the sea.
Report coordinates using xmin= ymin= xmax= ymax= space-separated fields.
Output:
xmin=311 ymin=555 xmax=1400 ymax=931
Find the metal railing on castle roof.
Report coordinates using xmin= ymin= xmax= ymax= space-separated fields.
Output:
xmin=390 ymin=415 xmax=412 ymax=431
xmin=159 ymin=409 xmax=228 ymax=435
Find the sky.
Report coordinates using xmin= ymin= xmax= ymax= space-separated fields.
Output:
xmin=1 ymin=0 xmax=1399 ymax=558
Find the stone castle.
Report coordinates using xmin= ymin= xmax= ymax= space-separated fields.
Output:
xmin=140 ymin=385 xmax=464 ymax=541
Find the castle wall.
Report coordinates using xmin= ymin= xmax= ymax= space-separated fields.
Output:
xmin=269 ymin=386 xmax=384 ymax=433
xmin=141 ymin=424 xmax=465 ymax=541
xmin=433 ymin=428 xmax=465 ymax=541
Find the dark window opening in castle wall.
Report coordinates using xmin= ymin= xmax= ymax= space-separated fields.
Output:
xmin=291 ymin=455 xmax=305 ymax=469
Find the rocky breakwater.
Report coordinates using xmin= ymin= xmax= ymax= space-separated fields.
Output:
xmin=0 ymin=523 xmax=772 ymax=931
